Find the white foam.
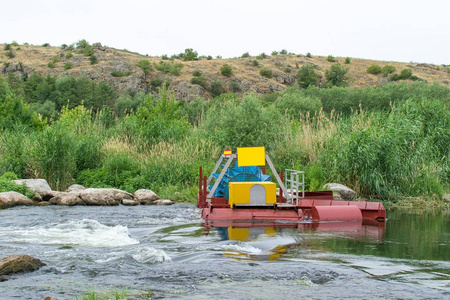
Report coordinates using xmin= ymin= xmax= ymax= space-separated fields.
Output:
xmin=4 ymin=219 xmax=139 ymax=247
xmin=221 ymin=243 xmax=263 ymax=255
xmin=131 ymin=246 xmax=171 ymax=263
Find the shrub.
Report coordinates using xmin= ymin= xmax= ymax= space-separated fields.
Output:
xmin=64 ymin=62 xmax=73 ymax=70
xmin=42 ymin=43 xmax=50 ymax=47
xmin=284 ymin=67 xmax=291 ymax=73
xmin=190 ymin=76 xmax=208 ymax=89
xmin=65 ymin=52 xmax=73 ymax=59
xmin=181 ymin=48 xmax=198 ymax=61
xmin=241 ymin=52 xmax=250 ymax=58
xmin=256 ymin=53 xmax=267 ymax=60
xmin=89 ymin=55 xmax=98 ymax=65
xmin=193 ymin=69 xmax=202 ymax=77
xmin=230 ymin=81 xmax=241 ymax=93
xmin=0 ymin=173 xmax=34 ymax=198
xmin=271 ymin=51 xmax=278 ymax=56
xmin=325 ymin=64 xmax=349 ymax=87
xmin=161 ymin=54 xmax=169 ymax=60
xmin=111 ymin=70 xmax=131 ymax=77
xmin=138 ymin=60 xmax=152 ymax=74
xmin=260 ymin=69 xmax=273 ymax=78
xmin=220 ymin=64 xmax=233 ymax=77
xmin=210 ymin=81 xmax=225 ymax=97
xmin=298 ymin=65 xmax=319 ymax=88
xmin=280 ymin=49 xmax=288 ymax=55
xmin=60 ymin=44 xmax=67 ymax=49
xmin=367 ymin=65 xmax=382 ymax=75
xmin=47 ymin=61 xmax=56 ymax=68
xmin=252 ymin=60 xmax=259 ymax=67
xmin=5 ymin=49 xmax=15 ymax=59
xmin=154 ymin=61 xmax=183 ymax=75
xmin=4 ymin=44 xmax=11 ymax=50
xmin=400 ymin=68 xmax=412 ymax=79
xmin=381 ymin=65 xmax=396 ymax=77
xmin=345 ymin=57 xmax=351 ymax=64
xmin=327 ymin=55 xmax=336 ymax=62
xmin=150 ymin=78 xmax=163 ymax=91
xmin=306 ymin=52 xmax=312 ymax=58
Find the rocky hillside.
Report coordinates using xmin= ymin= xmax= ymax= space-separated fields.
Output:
xmin=1 ymin=42 xmax=449 ymax=101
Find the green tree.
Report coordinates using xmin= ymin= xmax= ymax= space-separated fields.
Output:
xmin=325 ymin=64 xmax=349 ymax=87
xmin=181 ymin=48 xmax=198 ymax=61
xmin=297 ymin=65 xmax=318 ymax=88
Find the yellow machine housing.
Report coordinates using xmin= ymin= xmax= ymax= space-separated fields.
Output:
xmin=228 ymin=181 xmax=276 ymax=206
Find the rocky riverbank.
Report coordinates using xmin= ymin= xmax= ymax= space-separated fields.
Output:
xmin=0 ymin=179 xmax=174 ymax=209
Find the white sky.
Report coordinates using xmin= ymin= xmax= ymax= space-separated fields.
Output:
xmin=2 ymin=0 xmax=449 ymax=64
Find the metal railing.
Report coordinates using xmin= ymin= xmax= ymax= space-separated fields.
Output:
xmin=284 ymin=169 xmax=305 ymax=205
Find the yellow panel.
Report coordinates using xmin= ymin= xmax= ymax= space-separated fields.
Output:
xmin=237 ymin=147 xmax=265 ymax=167
xmin=229 ymin=182 xmax=251 ymax=205
xmin=229 ymin=182 xmax=276 ymax=205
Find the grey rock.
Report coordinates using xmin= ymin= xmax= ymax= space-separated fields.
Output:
xmin=49 ymin=193 xmax=84 ymax=206
xmin=0 ymin=192 xmax=34 ymax=209
xmin=14 ymin=179 xmax=51 ymax=193
xmin=444 ymin=194 xmax=450 ymax=202
xmin=323 ymin=183 xmax=357 ymax=200
xmin=154 ymin=199 xmax=174 ymax=205
xmin=0 ymin=255 xmax=45 ymax=275
xmin=40 ymin=191 xmax=66 ymax=202
xmin=66 ymin=184 xmax=86 ymax=192
xmin=122 ymin=199 xmax=140 ymax=206
xmin=134 ymin=189 xmax=160 ymax=205
xmin=80 ymin=188 xmax=133 ymax=206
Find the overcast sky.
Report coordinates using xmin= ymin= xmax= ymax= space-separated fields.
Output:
xmin=2 ymin=0 xmax=449 ymax=64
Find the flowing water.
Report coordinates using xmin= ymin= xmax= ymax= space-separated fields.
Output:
xmin=0 ymin=205 xmax=449 ymax=299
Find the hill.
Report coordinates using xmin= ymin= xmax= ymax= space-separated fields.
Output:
xmin=1 ymin=42 xmax=449 ymax=101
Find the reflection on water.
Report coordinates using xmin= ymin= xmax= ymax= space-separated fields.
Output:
xmin=0 ymin=205 xmax=448 ymax=299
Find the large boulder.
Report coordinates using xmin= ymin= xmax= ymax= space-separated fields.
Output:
xmin=80 ymin=188 xmax=133 ymax=206
xmin=323 ymin=183 xmax=357 ymax=200
xmin=49 ymin=193 xmax=84 ymax=206
xmin=66 ymin=184 xmax=86 ymax=193
xmin=40 ymin=191 xmax=68 ymax=202
xmin=14 ymin=179 xmax=51 ymax=193
xmin=134 ymin=189 xmax=160 ymax=205
xmin=0 ymin=255 xmax=45 ymax=275
xmin=0 ymin=192 xmax=34 ymax=209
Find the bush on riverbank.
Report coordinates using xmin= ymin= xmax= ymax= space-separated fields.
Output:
xmin=0 ymin=75 xmax=449 ymax=202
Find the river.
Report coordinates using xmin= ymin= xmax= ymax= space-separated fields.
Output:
xmin=0 ymin=205 xmax=449 ymax=299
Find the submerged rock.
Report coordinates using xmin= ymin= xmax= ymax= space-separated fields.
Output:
xmin=80 ymin=188 xmax=133 ymax=206
xmin=0 ymin=255 xmax=45 ymax=275
xmin=122 ymin=199 xmax=140 ymax=206
xmin=0 ymin=192 xmax=34 ymax=209
xmin=14 ymin=179 xmax=52 ymax=193
xmin=323 ymin=183 xmax=357 ymax=200
xmin=154 ymin=199 xmax=174 ymax=205
xmin=134 ymin=189 xmax=160 ymax=205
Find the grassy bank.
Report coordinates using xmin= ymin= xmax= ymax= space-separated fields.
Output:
xmin=0 ymin=76 xmax=449 ymax=204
